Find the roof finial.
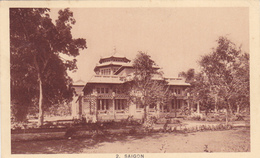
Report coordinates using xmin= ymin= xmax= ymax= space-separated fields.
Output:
xmin=113 ymin=46 xmax=117 ymax=55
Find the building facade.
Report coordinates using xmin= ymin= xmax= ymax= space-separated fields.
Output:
xmin=72 ymin=53 xmax=190 ymax=121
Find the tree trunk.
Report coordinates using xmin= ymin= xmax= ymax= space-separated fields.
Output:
xmin=225 ymin=99 xmax=232 ymax=125
xmin=225 ymin=108 xmax=228 ymax=125
xmin=38 ymin=75 xmax=44 ymax=126
xmin=214 ymin=95 xmax=218 ymax=113
xmin=143 ymin=105 xmax=147 ymax=123
xmin=197 ymin=102 xmax=200 ymax=113
xmin=156 ymin=101 xmax=160 ymax=118
xmin=237 ymin=104 xmax=240 ymax=114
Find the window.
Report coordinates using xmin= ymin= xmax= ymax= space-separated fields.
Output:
xmin=112 ymin=88 xmax=122 ymax=94
xmin=177 ymin=100 xmax=181 ymax=109
xmin=115 ymin=99 xmax=126 ymax=110
xmin=149 ymin=103 xmax=156 ymax=108
xmin=136 ymin=104 xmax=144 ymax=109
xmin=100 ymin=69 xmax=111 ymax=75
xmin=172 ymin=99 xmax=181 ymax=109
xmin=136 ymin=98 xmax=144 ymax=109
xmin=97 ymin=87 xmax=109 ymax=94
xmin=171 ymin=99 xmax=175 ymax=109
xmin=97 ymin=99 xmax=109 ymax=110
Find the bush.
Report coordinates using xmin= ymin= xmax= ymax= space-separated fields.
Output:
xmin=205 ymin=113 xmax=239 ymax=122
xmin=11 ymin=121 xmax=28 ymax=130
xmin=128 ymin=127 xmax=137 ymax=134
xmin=170 ymin=119 xmax=181 ymax=124
xmin=184 ymin=123 xmax=233 ymax=133
xmin=156 ymin=118 xmax=168 ymax=124
xmin=187 ymin=113 xmax=205 ymax=121
xmin=143 ymin=116 xmax=157 ymax=132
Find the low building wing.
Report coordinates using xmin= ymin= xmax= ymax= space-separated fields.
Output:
xmin=165 ymin=77 xmax=191 ymax=86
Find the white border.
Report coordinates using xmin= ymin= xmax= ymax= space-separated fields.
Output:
xmin=1 ymin=1 xmax=260 ymax=158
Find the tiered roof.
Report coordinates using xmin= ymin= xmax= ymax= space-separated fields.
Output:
xmin=94 ymin=53 xmax=131 ymax=71
xmin=99 ymin=53 xmax=130 ymax=63
xmin=75 ymin=53 xmax=190 ymax=89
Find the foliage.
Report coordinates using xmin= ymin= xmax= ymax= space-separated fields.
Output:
xmin=179 ymin=69 xmax=214 ymax=114
xmin=124 ymin=52 xmax=169 ymax=122
xmin=46 ymin=103 xmax=72 ymax=116
xmin=11 ymin=121 xmax=28 ymax=130
xmin=179 ymin=68 xmax=195 ymax=83
xmin=199 ymin=36 xmax=249 ymax=114
xmin=143 ymin=116 xmax=157 ymax=131
xmin=187 ymin=112 xmax=205 ymax=121
xmin=10 ymin=8 xmax=87 ymax=124
xmin=180 ymin=36 xmax=249 ymax=117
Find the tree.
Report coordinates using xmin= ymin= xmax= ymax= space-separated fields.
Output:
xmin=198 ymin=36 xmax=249 ymax=121
xmin=10 ymin=8 xmax=87 ymax=125
xmin=178 ymin=68 xmax=195 ymax=83
xmin=179 ymin=69 xmax=213 ymax=114
xmin=124 ymin=52 xmax=169 ymax=123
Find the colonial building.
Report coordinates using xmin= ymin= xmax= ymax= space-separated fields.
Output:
xmin=72 ymin=53 xmax=190 ymax=121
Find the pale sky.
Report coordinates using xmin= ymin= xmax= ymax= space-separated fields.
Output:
xmin=50 ymin=8 xmax=249 ymax=82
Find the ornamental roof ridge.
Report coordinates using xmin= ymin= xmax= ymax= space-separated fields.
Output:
xmin=101 ymin=52 xmax=127 ymax=59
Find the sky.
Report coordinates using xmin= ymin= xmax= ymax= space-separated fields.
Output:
xmin=49 ymin=7 xmax=249 ymax=82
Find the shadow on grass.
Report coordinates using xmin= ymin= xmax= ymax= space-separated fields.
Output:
xmin=12 ymin=126 xmax=248 ymax=154
xmin=11 ymin=131 xmax=173 ymax=154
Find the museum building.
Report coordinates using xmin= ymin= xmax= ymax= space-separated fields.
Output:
xmin=71 ymin=53 xmax=190 ymax=121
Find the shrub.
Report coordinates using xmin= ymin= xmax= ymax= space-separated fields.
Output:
xmin=128 ymin=127 xmax=137 ymax=134
xmin=142 ymin=116 xmax=157 ymax=132
xmin=187 ymin=113 xmax=205 ymax=121
xmin=11 ymin=122 xmax=25 ymax=130
xmin=171 ymin=119 xmax=181 ymax=124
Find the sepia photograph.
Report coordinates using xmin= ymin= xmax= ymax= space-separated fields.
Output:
xmin=1 ymin=0 xmax=259 ymax=157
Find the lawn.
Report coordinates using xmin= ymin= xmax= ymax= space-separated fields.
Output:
xmin=11 ymin=126 xmax=250 ymax=154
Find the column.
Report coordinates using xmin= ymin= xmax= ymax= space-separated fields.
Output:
xmin=197 ymin=101 xmax=200 ymax=113
xmin=156 ymin=101 xmax=160 ymax=118
xmin=112 ymin=92 xmax=116 ymax=119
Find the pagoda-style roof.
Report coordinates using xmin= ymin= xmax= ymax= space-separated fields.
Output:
xmin=99 ymin=53 xmax=131 ymax=64
xmin=94 ymin=61 xmax=132 ymax=72
xmin=94 ymin=53 xmax=131 ymax=72
xmin=114 ymin=62 xmax=160 ymax=75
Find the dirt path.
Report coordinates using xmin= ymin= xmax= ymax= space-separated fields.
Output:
xmin=12 ymin=127 xmax=249 ymax=154
xmin=83 ymin=127 xmax=250 ymax=153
